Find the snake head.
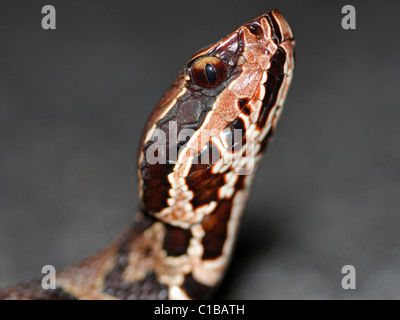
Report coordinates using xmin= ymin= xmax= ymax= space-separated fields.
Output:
xmin=138 ymin=10 xmax=295 ymax=228
xmin=184 ymin=9 xmax=295 ymax=114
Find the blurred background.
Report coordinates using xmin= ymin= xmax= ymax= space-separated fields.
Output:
xmin=0 ymin=0 xmax=399 ymax=299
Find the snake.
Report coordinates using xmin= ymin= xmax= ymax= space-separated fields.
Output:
xmin=0 ymin=9 xmax=295 ymax=300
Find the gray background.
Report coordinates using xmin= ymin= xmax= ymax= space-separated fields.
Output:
xmin=0 ymin=0 xmax=399 ymax=299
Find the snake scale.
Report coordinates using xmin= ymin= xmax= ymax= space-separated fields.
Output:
xmin=0 ymin=10 xmax=295 ymax=300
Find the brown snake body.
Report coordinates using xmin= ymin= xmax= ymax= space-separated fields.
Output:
xmin=0 ymin=10 xmax=295 ymax=300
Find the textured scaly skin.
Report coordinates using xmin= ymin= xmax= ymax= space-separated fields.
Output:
xmin=0 ymin=10 xmax=294 ymax=300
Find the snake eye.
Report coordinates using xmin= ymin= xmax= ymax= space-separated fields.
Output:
xmin=191 ymin=56 xmax=228 ymax=88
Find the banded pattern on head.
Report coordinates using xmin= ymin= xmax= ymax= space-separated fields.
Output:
xmin=0 ymin=10 xmax=294 ymax=300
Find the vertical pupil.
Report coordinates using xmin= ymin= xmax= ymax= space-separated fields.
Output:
xmin=205 ymin=63 xmax=217 ymax=84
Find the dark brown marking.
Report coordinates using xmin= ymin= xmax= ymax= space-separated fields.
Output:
xmin=265 ymin=12 xmax=282 ymax=44
xmin=102 ymin=213 xmax=169 ymax=300
xmin=238 ymin=98 xmax=249 ymax=110
xmin=201 ymin=200 xmax=232 ymax=260
xmin=141 ymin=162 xmax=175 ymax=213
xmin=187 ymin=145 xmax=226 ymax=209
xmin=104 ymin=271 xmax=168 ymax=300
xmin=187 ymin=168 xmax=226 ymax=208
xmin=163 ymin=224 xmax=192 ymax=256
xmin=257 ymin=47 xmax=286 ymax=128
xmin=181 ymin=273 xmax=213 ymax=300
xmin=248 ymin=22 xmax=264 ymax=39
xmin=232 ymin=117 xmax=246 ymax=133
xmin=235 ymin=175 xmax=246 ymax=191
xmin=271 ymin=47 xmax=286 ymax=68
xmin=242 ymin=107 xmax=251 ymax=115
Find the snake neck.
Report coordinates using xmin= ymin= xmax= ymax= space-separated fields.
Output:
xmin=0 ymin=205 xmax=246 ymax=300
